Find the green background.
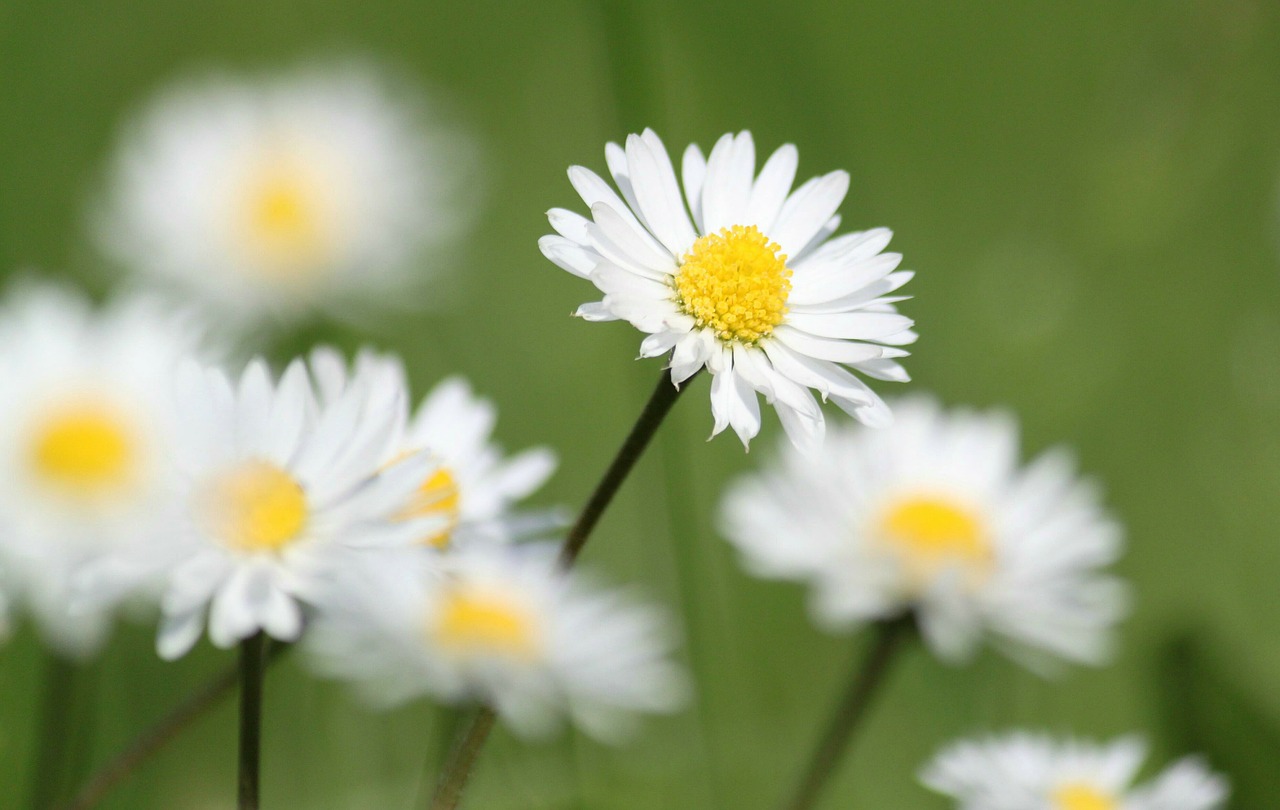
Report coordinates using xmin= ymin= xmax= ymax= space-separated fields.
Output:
xmin=2 ymin=1 xmax=1279 ymax=807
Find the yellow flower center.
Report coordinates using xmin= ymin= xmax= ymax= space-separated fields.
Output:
xmin=202 ymin=460 xmax=308 ymax=552
xmin=239 ymin=165 xmax=329 ymax=278
xmin=674 ymin=224 xmax=792 ymax=344
xmin=1052 ymin=783 xmax=1118 ymax=810
xmin=878 ymin=496 xmax=992 ymax=585
xmin=397 ymin=463 xmax=462 ymax=549
xmin=28 ymin=403 xmax=137 ymax=497
xmin=433 ymin=589 xmax=540 ymax=661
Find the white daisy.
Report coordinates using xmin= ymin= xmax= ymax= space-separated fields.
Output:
xmin=155 ymin=352 xmax=442 ymax=660
xmin=719 ymin=396 xmax=1126 ymax=669
xmin=96 ymin=62 xmax=473 ymax=326
xmin=539 ymin=129 xmax=916 ymax=448
xmin=0 ymin=283 xmax=206 ymax=656
xmin=921 ymin=732 xmax=1229 ymax=810
xmin=305 ymin=542 xmax=686 ymax=740
xmin=306 ymin=349 xmax=559 ymax=549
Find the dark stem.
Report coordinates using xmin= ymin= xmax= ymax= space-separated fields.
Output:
xmin=29 ymin=653 xmax=79 ymax=810
xmin=237 ymin=634 xmax=267 ymax=810
xmin=781 ymin=617 xmax=913 ymax=810
xmin=428 ymin=369 xmax=693 ymax=809
xmin=61 ymin=643 xmax=287 ymax=810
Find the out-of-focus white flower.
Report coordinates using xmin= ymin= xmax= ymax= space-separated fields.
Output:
xmin=155 ymin=352 xmax=441 ymax=659
xmin=96 ymin=62 xmax=474 ymax=327
xmin=308 ymin=349 xmax=558 ymax=549
xmin=921 ymin=732 xmax=1229 ymax=810
xmin=305 ymin=543 xmax=686 ymax=740
xmin=0 ymin=283 xmax=206 ymax=657
xmin=540 ymin=129 xmax=915 ymax=449
xmin=719 ymin=396 xmax=1126 ymax=670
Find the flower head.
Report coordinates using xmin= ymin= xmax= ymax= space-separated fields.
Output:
xmin=155 ymin=351 xmax=440 ymax=659
xmin=96 ymin=62 xmax=473 ymax=327
xmin=0 ymin=283 xmax=206 ymax=656
xmin=306 ymin=543 xmax=686 ymax=740
xmin=540 ymin=129 xmax=915 ymax=448
xmin=719 ymin=396 xmax=1126 ymax=669
xmin=921 ymin=732 xmax=1229 ymax=810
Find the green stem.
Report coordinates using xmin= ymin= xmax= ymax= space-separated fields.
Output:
xmin=781 ymin=618 xmax=913 ymax=810
xmin=238 ymin=634 xmax=267 ymax=810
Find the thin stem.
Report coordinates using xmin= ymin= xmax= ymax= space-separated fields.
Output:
xmin=63 ymin=643 xmax=287 ymax=810
xmin=237 ymin=633 xmax=267 ymax=810
xmin=781 ymin=617 xmax=913 ymax=810
xmin=428 ymin=369 xmax=694 ymax=809
xmin=29 ymin=652 xmax=78 ymax=810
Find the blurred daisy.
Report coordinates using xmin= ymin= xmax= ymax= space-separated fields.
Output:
xmin=96 ymin=63 xmax=473 ymax=326
xmin=719 ymin=396 xmax=1126 ymax=669
xmin=921 ymin=732 xmax=1229 ymax=810
xmin=540 ymin=129 xmax=915 ymax=448
xmin=306 ymin=543 xmax=686 ymax=740
xmin=155 ymin=353 xmax=441 ymax=659
xmin=0 ymin=283 xmax=204 ymax=656
xmin=308 ymin=349 xmax=559 ymax=549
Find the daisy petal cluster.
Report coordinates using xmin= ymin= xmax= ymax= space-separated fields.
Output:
xmin=921 ymin=732 xmax=1229 ymax=810
xmin=306 ymin=542 xmax=685 ymax=739
xmin=96 ymin=62 xmax=473 ymax=327
xmin=541 ymin=129 xmax=915 ymax=448
xmin=720 ymin=396 xmax=1127 ymax=669
xmin=0 ymin=283 xmax=208 ymax=656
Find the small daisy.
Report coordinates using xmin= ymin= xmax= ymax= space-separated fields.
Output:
xmin=719 ymin=396 xmax=1126 ymax=669
xmin=305 ymin=542 xmax=686 ymax=740
xmin=921 ymin=732 xmax=1229 ymax=810
xmin=307 ymin=349 xmax=559 ymax=548
xmin=96 ymin=62 xmax=472 ymax=326
xmin=155 ymin=352 xmax=442 ymax=659
xmin=0 ymin=283 xmax=206 ymax=656
xmin=540 ymin=129 xmax=916 ymax=448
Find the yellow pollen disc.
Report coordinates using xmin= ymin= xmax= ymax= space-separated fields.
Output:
xmin=400 ymin=466 xmax=462 ymax=548
xmin=878 ymin=496 xmax=991 ymax=583
xmin=29 ymin=403 xmax=136 ymax=496
xmin=203 ymin=460 xmax=308 ymax=552
xmin=240 ymin=166 xmax=328 ymax=278
xmin=674 ymin=224 xmax=792 ymax=344
xmin=433 ymin=590 xmax=540 ymax=660
xmin=1052 ymin=783 xmax=1118 ymax=810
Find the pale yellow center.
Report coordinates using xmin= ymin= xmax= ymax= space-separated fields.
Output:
xmin=239 ymin=167 xmax=328 ymax=277
xmin=433 ymin=589 xmax=540 ymax=660
xmin=28 ymin=404 xmax=137 ymax=497
xmin=202 ymin=460 xmax=308 ymax=552
xmin=674 ymin=224 xmax=792 ymax=343
xmin=397 ymin=465 xmax=462 ymax=549
xmin=878 ymin=496 xmax=992 ymax=583
xmin=1052 ymin=783 xmax=1119 ymax=810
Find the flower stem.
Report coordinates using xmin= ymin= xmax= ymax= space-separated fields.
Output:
xmin=28 ymin=652 xmax=79 ymax=810
xmin=781 ymin=617 xmax=913 ymax=810
xmin=237 ymin=633 xmax=267 ymax=810
xmin=62 ymin=643 xmax=287 ymax=810
xmin=428 ymin=369 xmax=693 ymax=809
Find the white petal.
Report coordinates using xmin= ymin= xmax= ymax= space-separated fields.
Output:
xmin=681 ymin=143 xmax=707 ymax=232
xmin=772 ymin=171 xmax=850 ymax=258
xmin=540 ymin=235 xmax=598 ymax=279
xmin=547 ymin=207 xmax=592 ymax=243
xmin=626 ymin=130 xmax=698 ymax=257
xmin=157 ymin=608 xmax=206 ymax=660
xmin=745 ymin=143 xmax=798 ymax=233
xmin=701 ymin=132 xmax=755 ymax=233
xmin=787 ymin=311 xmax=914 ymax=341
xmin=773 ymin=325 xmax=887 ymax=364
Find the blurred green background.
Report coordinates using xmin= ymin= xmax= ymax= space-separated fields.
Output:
xmin=2 ymin=0 xmax=1280 ymax=807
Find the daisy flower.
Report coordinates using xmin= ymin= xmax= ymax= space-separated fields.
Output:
xmin=719 ymin=396 xmax=1126 ymax=669
xmin=539 ymin=129 xmax=915 ymax=448
xmin=921 ymin=732 xmax=1229 ymax=810
xmin=0 ymin=283 xmax=206 ymax=657
xmin=95 ymin=62 xmax=473 ymax=327
xmin=155 ymin=352 xmax=442 ymax=659
xmin=305 ymin=542 xmax=686 ymax=740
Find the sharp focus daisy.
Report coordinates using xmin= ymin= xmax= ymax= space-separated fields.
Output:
xmin=719 ymin=396 xmax=1126 ymax=668
xmin=921 ymin=732 xmax=1229 ymax=810
xmin=540 ymin=129 xmax=916 ymax=448
xmin=305 ymin=543 xmax=686 ymax=740
xmin=0 ymin=283 xmax=206 ymax=656
xmin=155 ymin=352 xmax=443 ymax=660
xmin=96 ymin=62 xmax=473 ymax=326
